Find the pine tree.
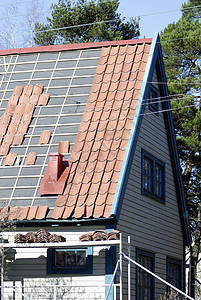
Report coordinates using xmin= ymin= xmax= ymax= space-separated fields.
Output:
xmin=33 ymin=0 xmax=140 ymax=46
xmin=160 ymin=0 xmax=201 ymax=230
xmin=160 ymin=1 xmax=201 ymax=296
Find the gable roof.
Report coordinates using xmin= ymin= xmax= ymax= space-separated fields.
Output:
xmin=0 ymin=34 xmax=191 ymax=245
xmin=52 ymin=42 xmax=151 ymax=220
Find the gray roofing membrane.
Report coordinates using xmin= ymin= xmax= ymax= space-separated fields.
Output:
xmin=0 ymin=47 xmax=101 ymax=211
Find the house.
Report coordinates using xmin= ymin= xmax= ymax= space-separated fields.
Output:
xmin=0 ymin=33 xmax=191 ymax=299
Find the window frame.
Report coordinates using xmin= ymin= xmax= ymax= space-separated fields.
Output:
xmin=141 ymin=150 xmax=165 ymax=203
xmin=148 ymin=85 xmax=160 ymax=113
xmin=167 ymin=257 xmax=182 ymax=290
xmin=47 ymin=247 xmax=93 ymax=275
xmin=136 ymin=249 xmax=155 ymax=300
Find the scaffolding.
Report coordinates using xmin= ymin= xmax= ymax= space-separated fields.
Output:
xmin=0 ymin=233 xmax=195 ymax=300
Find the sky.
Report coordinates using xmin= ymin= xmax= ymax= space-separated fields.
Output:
xmin=0 ymin=0 xmax=186 ymax=48
xmin=118 ymin=0 xmax=184 ymax=38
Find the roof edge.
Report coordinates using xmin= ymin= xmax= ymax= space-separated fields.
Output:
xmin=0 ymin=38 xmax=152 ymax=56
xmin=110 ymin=33 xmax=159 ymax=218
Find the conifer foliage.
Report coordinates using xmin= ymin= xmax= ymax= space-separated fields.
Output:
xmin=34 ymin=0 xmax=140 ymax=45
xmin=160 ymin=0 xmax=201 ymax=231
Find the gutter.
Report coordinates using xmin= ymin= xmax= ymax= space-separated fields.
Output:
xmin=15 ymin=216 xmax=116 ymax=228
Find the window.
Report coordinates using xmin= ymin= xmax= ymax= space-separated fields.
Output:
xmin=142 ymin=150 xmax=165 ymax=203
xmin=47 ymin=247 xmax=93 ymax=274
xmin=148 ymin=85 xmax=159 ymax=112
xmin=167 ymin=258 xmax=182 ymax=290
xmin=136 ymin=249 xmax=155 ymax=300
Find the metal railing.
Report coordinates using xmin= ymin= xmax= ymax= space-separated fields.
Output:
xmin=1 ymin=282 xmax=119 ymax=300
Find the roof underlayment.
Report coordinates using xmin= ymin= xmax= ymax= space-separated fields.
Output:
xmin=0 ymin=39 xmax=152 ymax=221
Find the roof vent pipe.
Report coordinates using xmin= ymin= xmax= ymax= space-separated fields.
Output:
xmin=48 ymin=153 xmax=63 ymax=182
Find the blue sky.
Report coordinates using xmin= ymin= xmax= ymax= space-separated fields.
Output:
xmin=118 ymin=0 xmax=185 ymax=38
xmin=47 ymin=0 xmax=185 ymax=38
xmin=0 ymin=0 xmax=186 ymax=48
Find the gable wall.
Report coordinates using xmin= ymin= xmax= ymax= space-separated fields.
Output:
xmin=117 ymin=71 xmax=184 ymax=298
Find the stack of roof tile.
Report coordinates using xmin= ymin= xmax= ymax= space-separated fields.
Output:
xmin=14 ymin=233 xmax=26 ymax=243
xmin=79 ymin=229 xmax=120 ymax=241
xmin=0 ymin=84 xmax=50 ymax=156
xmin=14 ymin=229 xmax=66 ymax=243
xmin=36 ymin=229 xmax=50 ymax=243
xmin=0 ymin=205 xmax=48 ymax=221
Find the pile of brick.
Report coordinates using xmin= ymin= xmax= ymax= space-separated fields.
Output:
xmin=79 ymin=230 xmax=120 ymax=242
xmin=14 ymin=229 xmax=66 ymax=243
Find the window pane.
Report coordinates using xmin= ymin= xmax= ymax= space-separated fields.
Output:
xmin=55 ymin=250 xmax=65 ymax=266
xmin=137 ymin=254 xmax=154 ymax=300
xmin=155 ymin=164 xmax=162 ymax=197
xmin=66 ymin=251 xmax=76 ymax=266
xmin=77 ymin=251 xmax=86 ymax=266
xmin=149 ymin=87 xmax=159 ymax=111
xmin=144 ymin=158 xmax=151 ymax=192
xmin=168 ymin=262 xmax=181 ymax=288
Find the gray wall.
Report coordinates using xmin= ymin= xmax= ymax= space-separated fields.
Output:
xmin=117 ymin=71 xmax=184 ymax=299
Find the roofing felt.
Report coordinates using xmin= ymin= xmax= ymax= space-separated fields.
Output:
xmin=0 ymin=39 xmax=152 ymax=221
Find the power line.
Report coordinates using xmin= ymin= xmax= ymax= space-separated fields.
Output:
xmin=0 ymin=0 xmax=200 ymax=18
xmin=0 ymin=25 xmax=200 ymax=46
xmin=0 ymin=0 xmax=53 ymax=8
xmin=134 ymin=4 xmax=201 ymax=18
xmin=0 ymin=101 xmax=198 ymax=142
xmin=0 ymin=2 xmax=200 ymax=44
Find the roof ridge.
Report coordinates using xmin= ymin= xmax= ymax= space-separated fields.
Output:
xmin=0 ymin=38 xmax=152 ymax=57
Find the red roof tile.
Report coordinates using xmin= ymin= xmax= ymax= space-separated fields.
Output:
xmin=3 ymin=152 xmax=17 ymax=166
xmin=50 ymin=42 xmax=151 ymax=220
xmin=0 ymin=205 xmax=48 ymax=220
xmin=39 ymin=130 xmax=51 ymax=145
xmin=0 ymin=84 xmax=49 ymax=154
xmin=25 ymin=152 xmax=37 ymax=165
xmin=58 ymin=140 xmax=70 ymax=154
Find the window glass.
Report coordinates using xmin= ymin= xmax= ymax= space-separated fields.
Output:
xmin=77 ymin=250 xmax=86 ymax=266
xmin=137 ymin=250 xmax=155 ymax=300
xmin=148 ymin=86 xmax=159 ymax=112
xmin=155 ymin=164 xmax=163 ymax=197
xmin=55 ymin=250 xmax=65 ymax=267
xmin=144 ymin=158 xmax=152 ymax=192
xmin=142 ymin=150 xmax=165 ymax=203
xmin=167 ymin=258 xmax=182 ymax=289
xmin=47 ymin=247 xmax=92 ymax=274
xmin=66 ymin=251 xmax=76 ymax=266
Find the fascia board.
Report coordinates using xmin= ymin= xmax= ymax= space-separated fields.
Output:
xmin=110 ymin=33 xmax=160 ymax=220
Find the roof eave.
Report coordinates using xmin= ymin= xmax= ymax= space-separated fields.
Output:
xmin=15 ymin=216 xmax=116 ymax=228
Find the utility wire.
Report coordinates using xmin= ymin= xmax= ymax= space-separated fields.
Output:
xmin=0 ymin=28 xmax=200 ymax=46
xmin=0 ymin=101 xmax=198 ymax=142
xmin=0 ymin=0 xmax=200 ymax=17
xmin=0 ymin=2 xmax=200 ymax=43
